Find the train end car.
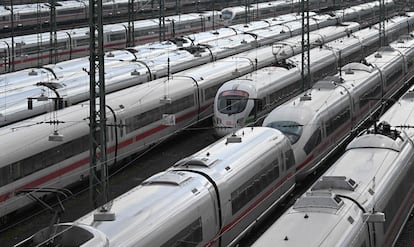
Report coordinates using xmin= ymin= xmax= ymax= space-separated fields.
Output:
xmin=252 ymin=85 xmax=414 ymax=247
xmin=14 ymin=127 xmax=294 ymax=247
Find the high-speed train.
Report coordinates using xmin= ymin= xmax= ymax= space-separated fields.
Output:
xmin=0 ymin=10 xmax=222 ymax=73
xmin=15 ymin=127 xmax=294 ymax=247
xmin=16 ymin=46 xmax=414 ymax=246
xmin=0 ymin=0 xmax=214 ymax=30
xmin=0 ymin=0 xmax=369 ymax=31
xmin=1 ymin=13 xmax=366 ymax=127
xmin=0 ymin=22 xmax=363 ymax=222
xmin=221 ymin=0 xmax=395 ymax=25
xmin=260 ymin=38 xmax=414 ymax=180
xmin=213 ymin=13 xmax=414 ymax=136
xmin=251 ymin=83 xmax=414 ymax=247
xmin=0 ymin=0 xmax=399 ymax=73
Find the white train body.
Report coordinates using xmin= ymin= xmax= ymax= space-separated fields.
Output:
xmin=15 ymin=127 xmax=295 ymax=247
xmin=0 ymin=12 xmax=407 ymax=219
xmin=0 ymin=15 xmax=360 ymax=127
xmin=262 ymin=34 xmax=414 ymax=178
xmin=0 ymin=19 xmax=362 ymax=221
xmin=213 ymin=14 xmax=414 ymax=136
xmin=220 ymin=0 xmax=386 ymax=25
xmin=0 ymin=0 xmax=399 ymax=74
xmin=0 ymin=0 xmax=216 ymax=29
xmin=252 ymin=84 xmax=414 ymax=247
xmin=0 ymin=10 xmax=222 ymax=73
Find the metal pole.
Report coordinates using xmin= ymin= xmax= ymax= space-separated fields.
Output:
xmin=159 ymin=0 xmax=165 ymax=42
xmin=301 ymin=0 xmax=310 ymax=91
xmin=89 ymin=0 xmax=108 ymax=209
xmin=49 ymin=0 xmax=57 ymax=64
xmin=10 ymin=0 xmax=15 ymax=72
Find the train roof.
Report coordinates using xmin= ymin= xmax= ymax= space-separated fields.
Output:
xmin=217 ymin=66 xmax=301 ymax=99
xmin=264 ymin=75 xmax=354 ymax=126
xmin=172 ymin=127 xmax=289 ymax=178
xmin=253 ymin=127 xmax=412 ymax=247
xmin=379 ymin=85 xmax=414 ymax=138
xmin=73 ymin=170 xmax=214 ymax=246
xmin=263 ymin=12 xmax=314 ymax=25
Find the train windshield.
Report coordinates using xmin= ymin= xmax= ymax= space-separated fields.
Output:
xmin=266 ymin=121 xmax=303 ymax=144
xmin=217 ymin=90 xmax=249 ymax=115
xmin=222 ymin=10 xmax=233 ymax=21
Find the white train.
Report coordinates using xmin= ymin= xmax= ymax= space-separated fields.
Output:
xmin=1 ymin=14 xmax=360 ymax=127
xmin=252 ymin=83 xmax=414 ymax=247
xmin=16 ymin=52 xmax=414 ymax=246
xmin=0 ymin=0 xmax=399 ymax=74
xmin=14 ymin=127 xmax=294 ymax=247
xmin=0 ymin=0 xmax=364 ymax=31
xmin=0 ymin=22 xmax=361 ymax=222
xmin=261 ymin=37 xmax=414 ymax=181
xmin=0 ymin=10 xmax=222 ymax=74
xmin=0 ymin=0 xmax=215 ymax=30
xmin=213 ymin=13 xmax=414 ymax=136
xmin=220 ymin=0 xmax=394 ymax=25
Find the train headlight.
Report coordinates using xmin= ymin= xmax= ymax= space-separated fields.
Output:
xmin=215 ymin=117 xmax=222 ymax=124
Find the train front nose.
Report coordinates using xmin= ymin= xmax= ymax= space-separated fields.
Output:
xmin=213 ymin=117 xmax=239 ymax=137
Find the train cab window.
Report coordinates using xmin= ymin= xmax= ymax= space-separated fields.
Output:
xmin=217 ymin=90 xmax=249 ymax=115
xmin=265 ymin=121 xmax=303 ymax=144
xmin=222 ymin=10 xmax=232 ymax=21
xmin=161 ymin=218 xmax=202 ymax=247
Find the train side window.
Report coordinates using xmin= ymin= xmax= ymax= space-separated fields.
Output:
xmin=284 ymin=149 xmax=295 ymax=170
xmin=109 ymin=33 xmax=126 ymax=42
xmin=161 ymin=218 xmax=202 ymax=247
xmin=230 ymin=159 xmax=280 ymax=215
xmin=0 ymin=166 xmax=11 ymax=186
xmin=385 ymin=67 xmax=402 ymax=88
xmin=204 ymin=84 xmax=222 ymax=101
xmin=304 ymin=128 xmax=322 ymax=155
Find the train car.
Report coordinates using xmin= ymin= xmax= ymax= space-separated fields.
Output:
xmin=0 ymin=16 xmax=360 ymax=127
xmin=261 ymin=37 xmax=414 ymax=179
xmin=0 ymin=20 xmax=359 ymax=220
xmin=251 ymin=84 xmax=414 ymax=247
xmin=0 ymin=11 xmax=404 ymax=222
xmin=14 ymin=127 xmax=294 ymax=247
xmin=213 ymin=14 xmax=414 ymax=136
xmin=0 ymin=10 xmax=222 ymax=73
xmin=0 ymin=0 xmax=398 ymax=73
xmin=0 ymin=0 xmax=216 ymax=30
xmin=221 ymin=0 xmax=395 ymax=25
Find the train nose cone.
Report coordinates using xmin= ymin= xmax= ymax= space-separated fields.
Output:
xmin=214 ymin=126 xmax=236 ymax=137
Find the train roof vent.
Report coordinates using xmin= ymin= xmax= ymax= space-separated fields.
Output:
xmin=174 ymin=157 xmax=219 ymax=168
xmin=311 ymin=176 xmax=358 ymax=191
xmin=293 ymin=191 xmax=344 ymax=210
xmin=342 ymin=63 xmax=373 ymax=73
xmin=20 ymin=224 xmax=98 ymax=247
xmin=142 ymin=171 xmax=191 ymax=186
xmin=300 ymin=94 xmax=312 ymax=101
xmin=346 ymin=133 xmax=401 ymax=152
